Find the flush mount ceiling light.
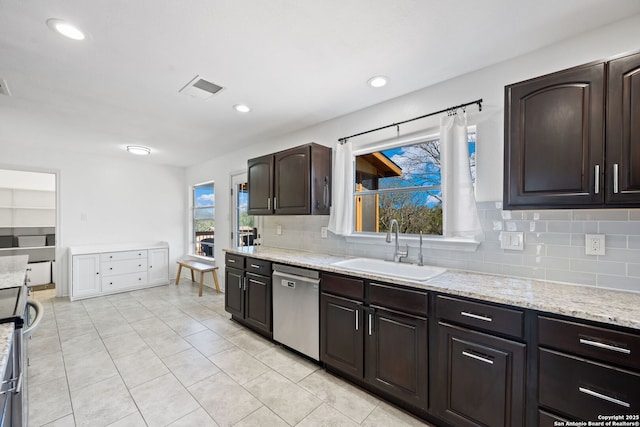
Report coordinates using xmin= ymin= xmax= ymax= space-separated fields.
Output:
xmin=46 ymin=19 xmax=85 ymax=40
xmin=233 ymin=104 xmax=251 ymax=113
xmin=126 ymin=146 xmax=151 ymax=155
xmin=367 ymin=76 xmax=389 ymax=88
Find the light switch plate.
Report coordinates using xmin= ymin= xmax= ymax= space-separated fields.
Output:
xmin=321 ymin=226 xmax=328 ymax=238
xmin=500 ymin=231 xmax=524 ymax=251
xmin=585 ymin=234 xmax=605 ymax=255
xmin=276 ymin=225 xmax=282 ymax=235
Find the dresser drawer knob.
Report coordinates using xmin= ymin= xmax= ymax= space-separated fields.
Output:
xmin=579 ymin=338 xmax=631 ymax=354
xmin=578 ymin=386 xmax=630 ymax=408
xmin=461 ymin=311 xmax=493 ymax=322
xmin=462 ymin=350 xmax=494 ymax=365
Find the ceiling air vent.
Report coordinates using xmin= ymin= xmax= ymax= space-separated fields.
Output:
xmin=179 ymin=75 xmax=223 ymax=99
xmin=0 ymin=78 xmax=11 ymax=96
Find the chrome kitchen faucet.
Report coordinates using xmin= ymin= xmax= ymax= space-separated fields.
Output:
xmin=386 ymin=219 xmax=408 ymax=263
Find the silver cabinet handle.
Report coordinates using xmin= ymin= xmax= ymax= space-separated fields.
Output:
xmin=460 ymin=311 xmax=492 ymax=322
xmin=613 ymin=163 xmax=619 ymax=194
xmin=594 ymin=164 xmax=600 ymax=194
xmin=578 ymin=387 xmax=630 ymax=408
xmin=250 ymin=264 xmax=261 ymax=268
xmin=579 ymin=338 xmax=631 ymax=354
xmin=274 ymin=197 xmax=277 ymax=210
xmin=368 ymin=313 xmax=373 ymax=336
xmin=267 ymin=198 xmax=271 ymax=210
xmin=462 ymin=351 xmax=494 ymax=365
xmin=250 ymin=279 xmax=267 ymax=286
xmin=355 ymin=309 xmax=359 ymax=331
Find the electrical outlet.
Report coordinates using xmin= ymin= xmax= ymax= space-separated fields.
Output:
xmin=500 ymin=231 xmax=524 ymax=251
xmin=276 ymin=225 xmax=282 ymax=235
xmin=320 ymin=226 xmax=328 ymax=238
xmin=585 ymin=234 xmax=605 ymax=256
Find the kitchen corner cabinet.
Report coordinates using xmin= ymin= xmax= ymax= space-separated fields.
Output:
xmin=224 ymin=253 xmax=272 ymax=337
xmin=247 ymin=142 xmax=332 ymax=216
xmin=320 ymin=273 xmax=429 ymax=410
xmin=434 ymin=295 xmax=526 ymax=427
xmin=504 ymin=50 xmax=640 ymax=209
xmin=69 ymin=243 xmax=169 ymax=301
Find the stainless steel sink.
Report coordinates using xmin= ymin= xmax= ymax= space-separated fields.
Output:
xmin=331 ymin=257 xmax=446 ymax=282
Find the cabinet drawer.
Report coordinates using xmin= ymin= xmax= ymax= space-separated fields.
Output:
xmin=101 ymin=250 xmax=147 ymax=262
xmin=369 ymin=282 xmax=428 ymax=316
xmin=225 ymin=253 xmax=245 ymax=269
xmin=246 ymin=258 xmax=272 ymax=276
xmin=101 ymin=259 xmax=147 ymax=277
xmin=321 ymin=273 xmax=364 ymax=301
xmin=101 ymin=272 xmax=147 ymax=290
xmin=538 ymin=410 xmax=570 ymax=427
xmin=539 ymin=348 xmax=640 ymax=420
xmin=539 ymin=316 xmax=640 ymax=370
xmin=436 ymin=295 xmax=524 ymax=339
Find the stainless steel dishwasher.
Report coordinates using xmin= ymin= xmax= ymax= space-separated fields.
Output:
xmin=272 ymin=264 xmax=320 ymax=361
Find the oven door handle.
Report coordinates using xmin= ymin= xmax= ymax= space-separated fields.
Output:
xmin=23 ymin=298 xmax=44 ymax=339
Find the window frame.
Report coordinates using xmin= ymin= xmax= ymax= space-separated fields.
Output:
xmin=191 ymin=181 xmax=215 ymax=259
xmin=347 ymin=128 xmax=480 ymax=252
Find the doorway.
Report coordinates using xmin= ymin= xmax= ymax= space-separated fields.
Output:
xmin=230 ymin=172 xmax=256 ymax=248
xmin=0 ymin=168 xmax=58 ymax=291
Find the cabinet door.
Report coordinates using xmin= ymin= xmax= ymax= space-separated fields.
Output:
xmin=72 ymin=254 xmax=101 ymax=299
xmin=435 ymin=322 xmax=526 ymax=427
xmin=504 ymin=63 xmax=605 ymax=208
xmin=365 ymin=307 xmax=428 ymax=409
xmin=244 ymin=273 xmax=271 ymax=333
xmin=607 ymin=51 xmax=640 ymax=205
xmin=224 ymin=267 xmax=245 ymax=318
xmin=274 ymin=145 xmax=310 ymax=214
xmin=148 ymin=248 xmax=169 ymax=284
xmin=320 ymin=293 xmax=364 ymax=378
xmin=247 ymin=154 xmax=274 ymax=215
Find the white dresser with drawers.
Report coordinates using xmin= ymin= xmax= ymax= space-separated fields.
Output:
xmin=69 ymin=242 xmax=169 ymax=300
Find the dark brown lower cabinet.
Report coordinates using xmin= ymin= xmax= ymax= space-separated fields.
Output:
xmin=243 ymin=272 xmax=271 ymax=332
xmin=224 ymin=266 xmax=244 ymax=318
xmin=320 ymin=292 xmax=364 ymax=378
xmin=365 ymin=306 xmax=428 ymax=409
xmin=224 ymin=255 xmax=272 ymax=337
xmin=435 ymin=322 xmax=526 ymax=427
xmin=539 ymin=348 xmax=640 ymax=421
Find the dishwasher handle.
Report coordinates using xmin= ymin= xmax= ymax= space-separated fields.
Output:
xmin=273 ymin=271 xmax=320 ymax=285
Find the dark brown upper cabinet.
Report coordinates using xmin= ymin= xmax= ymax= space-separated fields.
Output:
xmin=606 ymin=52 xmax=640 ymax=204
xmin=247 ymin=143 xmax=332 ymax=215
xmin=504 ymin=50 xmax=640 ymax=209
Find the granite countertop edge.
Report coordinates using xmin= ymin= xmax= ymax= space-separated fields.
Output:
xmin=224 ymin=246 xmax=640 ymax=331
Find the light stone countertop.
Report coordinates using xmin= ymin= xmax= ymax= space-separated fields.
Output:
xmin=0 ymin=255 xmax=28 ymax=290
xmin=68 ymin=241 xmax=169 ymax=255
xmin=0 ymin=323 xmax=15 ymax=381
xmin=225 ymin=246 xmax=640 ymax=330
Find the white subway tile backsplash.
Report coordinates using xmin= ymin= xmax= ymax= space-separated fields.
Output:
xmin=259 ymin=203 xmax=640 ymax=292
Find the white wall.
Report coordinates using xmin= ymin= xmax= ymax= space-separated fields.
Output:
xmin=0 ymin=145 xmax=186 ymax=296
xmin=187 ymin=14 xmax=640 ymax=291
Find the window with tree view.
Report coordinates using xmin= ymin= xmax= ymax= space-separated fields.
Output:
xmin=354 ymin=133 xmax=475 ymax=236
xmin=193 ymin=182 xmax=215 ymax=257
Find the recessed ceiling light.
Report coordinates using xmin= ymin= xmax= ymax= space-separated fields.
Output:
xmin=46 ymin=18 xmax=85 ymax=40
xmin=233 ymin=104 xmax=251 ymax=113
xmin=367 ymin=76 xmax=389 ymax=88
xmin=126 ymin=146 xmax=151 ymax=155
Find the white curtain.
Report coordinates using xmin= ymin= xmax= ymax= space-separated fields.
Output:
xmin=327 ymin=141 xmax=353 ymax=236
xmin=440 ymin=112 xmax=483 ymax=239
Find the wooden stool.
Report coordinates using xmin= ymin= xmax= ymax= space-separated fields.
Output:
xmin=175 ymin=260 xmax=220 ymax=297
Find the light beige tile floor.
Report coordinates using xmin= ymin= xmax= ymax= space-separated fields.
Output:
xmin=27 ymin=283 xmax=432 ymax=426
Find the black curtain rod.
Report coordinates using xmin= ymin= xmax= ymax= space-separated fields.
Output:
xmin=338 ymin=98 xmax=483 ymax=144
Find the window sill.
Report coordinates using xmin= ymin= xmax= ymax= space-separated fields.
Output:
xmin=344 ymin=233 xmax=480 ymax=252
xmin=188 ymin=254 xmax=216 ymax=262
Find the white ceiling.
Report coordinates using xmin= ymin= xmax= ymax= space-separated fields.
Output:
xmin=1 ymin=1 xmax=639 ymax=167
